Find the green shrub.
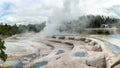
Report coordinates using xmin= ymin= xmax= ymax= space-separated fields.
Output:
xmin=0 ymin=39 xmax=7 ymax=62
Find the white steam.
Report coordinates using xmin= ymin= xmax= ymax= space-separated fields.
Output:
xmin=40 ymin=0 xmax=120 ymax=36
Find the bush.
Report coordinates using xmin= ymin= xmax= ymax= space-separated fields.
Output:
xmin=0 ymin=39 xmax=7 ymax=61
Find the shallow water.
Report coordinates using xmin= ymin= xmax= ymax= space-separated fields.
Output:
xmin=32 ymin=61 xmax=48 ymax=68
xmin=4 ymin=60 xmax=25 ymax=67
xmin=74 ymin=52 xmax=85 ymax=57
xmin=13 ymin=61 xmax=25 ymax=67
xmin=56 ymin=50 xmax=64 ymax=55
xmin=108 ymin=35 xmax=120 ymax=40
xmin=92 ymin=37 xmax=120 ymax=55
xmin=104 ymin=42 xmax=120 ymax=55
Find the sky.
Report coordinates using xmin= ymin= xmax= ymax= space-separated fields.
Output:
xmin=0 ymin=0 xmax=63 ymax=25
xmin=0 ymin=0 xmax=120 ymax=25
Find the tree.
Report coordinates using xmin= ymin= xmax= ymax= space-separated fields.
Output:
xmin=0 ymin=39 xmax=7 ymax=61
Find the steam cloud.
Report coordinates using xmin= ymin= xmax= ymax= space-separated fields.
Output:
xmin=40 ymin=0 xmax=120 ymax=36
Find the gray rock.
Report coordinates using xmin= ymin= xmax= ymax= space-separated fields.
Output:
xmin=86 ymin=53 xmax=106 ymax=68
xmin=92 ymin=44 xmax=102 ymax=52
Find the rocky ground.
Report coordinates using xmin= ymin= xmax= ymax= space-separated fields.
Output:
xmin=0 ymin=33 xmax=120 ymax=68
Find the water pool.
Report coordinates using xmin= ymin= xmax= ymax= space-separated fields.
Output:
xmin=32 ymin=61 xmax=48 ymax=68
xmin=74 ymin=52 xmax=85 ymax=57
xmin=56 ymin=50 xmax=64 ymax=55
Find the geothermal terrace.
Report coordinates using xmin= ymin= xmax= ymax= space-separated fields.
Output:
xmin=0 ymin=33 xmax=120 ymax=68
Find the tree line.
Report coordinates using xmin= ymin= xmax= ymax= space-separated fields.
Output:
xmin=86 ymin=15 xmax=120 ymax=28
xmin=0 ymin=23 xmax=46 ymax=37
xmin=58 ymin=15 xmax=120 ymax=34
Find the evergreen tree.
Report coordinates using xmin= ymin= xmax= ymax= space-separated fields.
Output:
xmin=0 ymin=39 xmax=7 ymax=61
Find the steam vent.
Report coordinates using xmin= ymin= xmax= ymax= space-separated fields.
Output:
xmin=1 ymin=33 xmax=120 ymax=68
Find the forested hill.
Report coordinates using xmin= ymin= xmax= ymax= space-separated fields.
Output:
xmin=0 ymin=23 xmax=46 ymax=38
xmin=58 ymin=15 xmax=120 ymax=33
xmin=86 ymin=15 xmax=120 ymax=28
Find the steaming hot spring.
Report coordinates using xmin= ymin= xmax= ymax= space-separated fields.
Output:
xmin=1 ymin=0 xmax=120 ymax=68
xmin=2 ymin=33 xmax=51 ymax=67
xmin=0 ymin=32 xmax=119 ymax=68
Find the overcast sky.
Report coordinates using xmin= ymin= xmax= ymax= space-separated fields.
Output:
xmin=0 ymin=0 xmax=120 ymax=25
